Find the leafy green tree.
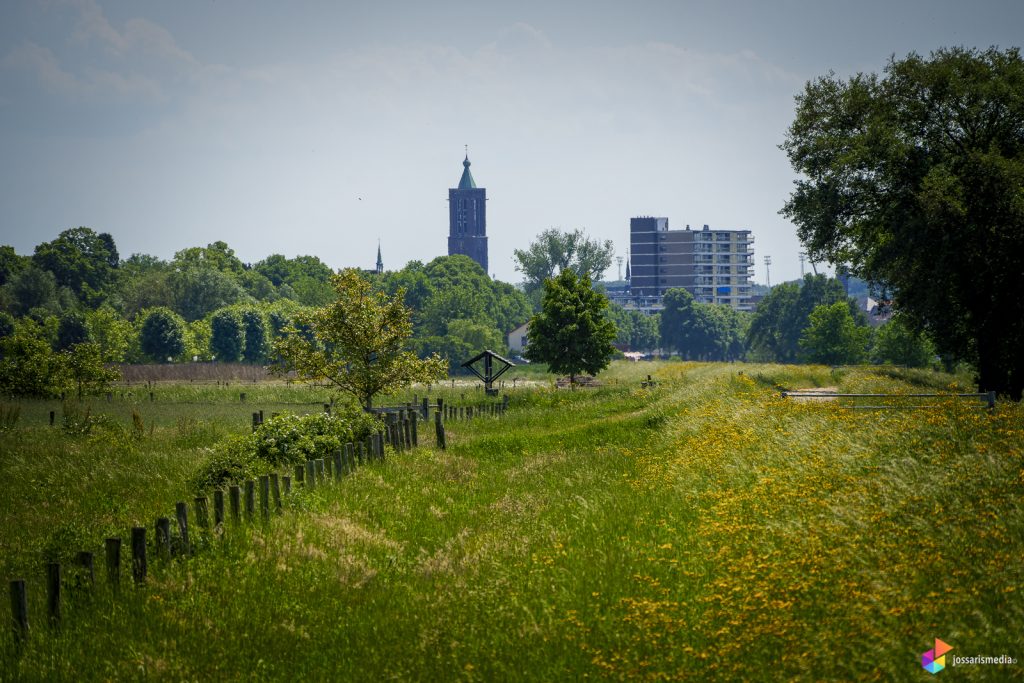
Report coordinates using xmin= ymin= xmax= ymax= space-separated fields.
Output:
xmin=56 ymin=312 xmax=91 ymax=351
xmin=513 ymin=228 xmax=615 ymax=294
xmin=799 ymin=302 xmax=870 ymax=365
xmin=173 ymin=241 xmax=245 ymax=274
xmin=240 ymin=308 xmax=269 ymax=363
xmin=255 ymin=254 xmax=333 ymax=288
xmin=59 ymin=342 xmax=120 ymax=399
xmin=139 ymin=307 xmax=187 ymax=362
xmin=238 ymin=270 xmax=278 ymax=302
xmin=169 ymin=266 xmax=247 ymax=321
xmin=85 ymin=306 xmax=133 ymax=363
xmin=747 ymin=276 xmax=858 ymax=362
xmin=0 ymin=311 xmax=14 ymax=339
xmin=525 ymin=269 xmax=617 ymax=383
xmin=872 ymin=315 xmax=936 ymax=368
xmin=210 ymin=308 xmax=245 ymax=362
xmin=7 ymin=266 xmax=59 ymax=316
xmin=273 ymin=269 xmax=447 ymax=409
xmin=0 ymin=246 xmax=28 ymax=286
xmin=781 ymin=47 xmax=1024 ymax=398
xmin=660 ymin=289 xmax=746 ymax=360
xmin=607 ymin=304 xmax=660 ymax=351
xmin=0 ymin=318 xmax=62 ymax=397
xmin=32 ymin=227 xmax=119 ymax=304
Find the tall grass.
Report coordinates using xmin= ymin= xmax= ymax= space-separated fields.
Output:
xmin=1 ymin=362 xmax=1021 ymax=680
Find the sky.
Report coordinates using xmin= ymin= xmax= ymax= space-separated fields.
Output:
xmin=1 ymin=0 xmax=1021 ymax=286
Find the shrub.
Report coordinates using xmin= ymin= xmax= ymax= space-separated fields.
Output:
xmin=192 ymin=404 xmax=382 ymax=492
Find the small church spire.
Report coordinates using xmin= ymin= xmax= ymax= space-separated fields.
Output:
xmin=376 ymin=240 xmax=383 ymax=274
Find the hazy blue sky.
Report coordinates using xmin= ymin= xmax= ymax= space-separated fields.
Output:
xmin=2 ymin=0 xmax=1021 ymax=285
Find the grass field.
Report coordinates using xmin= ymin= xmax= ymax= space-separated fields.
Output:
xmin=1 ymin=362 xmax=1021 ymax=680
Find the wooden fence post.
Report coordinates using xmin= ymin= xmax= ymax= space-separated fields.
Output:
xmin=345 ymin=443 xmax=355 ymax=471
xmin=252 ymin=412 xmax=260 ymax=432
xmin=175 ymin=502 xmax=190 ymax=555
xmin=214 ymin=490 xmax=225 ymax=527
xmin=422 ymin=397 xmax=429 ymax=419
xmin=271 ymin=473 xmax=282 ymax=510
xmin=435 ymin=410 xmax=446 ymax=450
xmin=410 ymin=413 xmax=417 ymax=447
xmin=295 ymin=464 xmax=305 ymax=487
xmin=245 ymin=481 xmax=255 ymax=521
xmin=282 ymin=475 xmax=292 ymax=496
xmin=195 ymin=497 xmax=209 ymax=529
xmin=358 ymin=441 xmax=366 ymax=465
xmin=155 ymin=517 xmax=171 ymax=559
xmin=305 ymin=461 xmax=316 ymax=489
xmin=260 ymin=476 xmax=270 ymax=521
xmin=131 ymin=527 xmax=147 ymax=585
xmin=105 ymin=538 xmax=121 ymax=592
xmin=229 ymin=485 xmax=241 ymax=523
xmin=333 ymin=451 xmax=344 ymax=481
xmin=9 ymin=579 xmax=28 ymax=640
xmin=46 ymin=563 xmax=61 ymax=628
xmin=76 ymin=551 xmax=95 ymax=588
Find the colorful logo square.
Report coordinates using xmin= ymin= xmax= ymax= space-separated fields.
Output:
xmin=921 ymin=638 xmax=953 ymax=674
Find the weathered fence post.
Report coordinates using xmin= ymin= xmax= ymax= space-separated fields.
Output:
xmin=333 ymin=450 xmax=344 ymax=481
xmin=46 ymin=563 xmax=61 ymax=628
xmin=422 ymin=397 xmax=429 ymax=419
xmin=345 ymin=442 xmax=355 ymax=471
xmin=436 ymin=397 xmax=444 ymax=423
xmin=260 ymin=476 xmax=270 ymax=521
xmin=305 ymin=461 xmax=316 ymax=489
xmin=49 ymin=410 xmax=55 ymax=426
xmin=10 ymin=579 xmax=28 ymax=640
xmin=105 ymin=538 xmax=121 ymax=591
xmin=214 ymin=490 xmax=225 ymax=527
xmin=175 ymin=502 xmax=190 ymax=555
xmin=244 ymin=481 xmax=255 ymax=521
xmin=411 ymin=411 xmax=418 ymax=446
xmin=271 ymin=473 xmax=282 ymax=510
xmin=195 ymin=497 xmax=209 ymax=529
xmin=282 ymin=475 xmax=292 ymax=496
xmin=229 ymin=485 xmax=241 ymax=522
xmin=252 ymin=412 xmax=260 ymax=432
xmin=435 ymin=410 xmax=446 ymax=450
xmin=155 ymin=517 xmax=171 ymax=559
xmin=131 ymin=527 xmax=147 ymax=585
xmin=358 ymin=441 xmax=367 ymax=464
xmin=76 ymin=551 xmax=95 ymax=587
xmin=987 ymin=390 xmax=997 ymax=411
xmin=295 ymin=464 xmax=305 ymax=487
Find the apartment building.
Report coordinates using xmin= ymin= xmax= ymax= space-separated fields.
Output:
xmin=628 ymin=217 xmax=754 ymax=312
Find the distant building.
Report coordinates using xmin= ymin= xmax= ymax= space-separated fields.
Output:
xmin=448 ymin=155 xmax=488 ymax=274
xmin=363 ymin=243 xmax=384 ymax=275
xmin=627 ymin=217 xmax=754 ymax=312
xmin=507 ymin=321 xmax=529 ymax=354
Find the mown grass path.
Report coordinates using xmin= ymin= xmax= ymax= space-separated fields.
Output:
xmin=1 ymin=362 xmax=1022 ymax=680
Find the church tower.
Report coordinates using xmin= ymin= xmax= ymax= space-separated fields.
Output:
xmin=448 ymin=154 xmax=488 ymax=274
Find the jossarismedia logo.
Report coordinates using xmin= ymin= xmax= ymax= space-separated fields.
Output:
xmin=922 ymin=639 xmax=953 ymax=674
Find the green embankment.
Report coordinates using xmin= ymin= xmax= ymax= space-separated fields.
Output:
xmin=1 ymin=362 xmax=1021 ymax=680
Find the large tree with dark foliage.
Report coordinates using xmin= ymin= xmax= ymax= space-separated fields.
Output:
xmin=781 ymin=47 xmax=1024 ymax=398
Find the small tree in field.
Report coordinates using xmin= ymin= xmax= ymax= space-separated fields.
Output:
xmin=799 ymin=302 xmax=870 ymax=365
xmin=525 ymin=269 xmax=617 ymax=384
xmin=273 ymin=269 xmax=447 ymax=409
xmin=59 ymin=342 xmax=121 ymax=399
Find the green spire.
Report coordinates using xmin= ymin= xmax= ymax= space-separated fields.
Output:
xmin=458 ymin=155 xmax=477 ymax=189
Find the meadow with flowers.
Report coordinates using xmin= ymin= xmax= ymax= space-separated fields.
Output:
xmin=1 ymin=361 xmax=1021 ymax=680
